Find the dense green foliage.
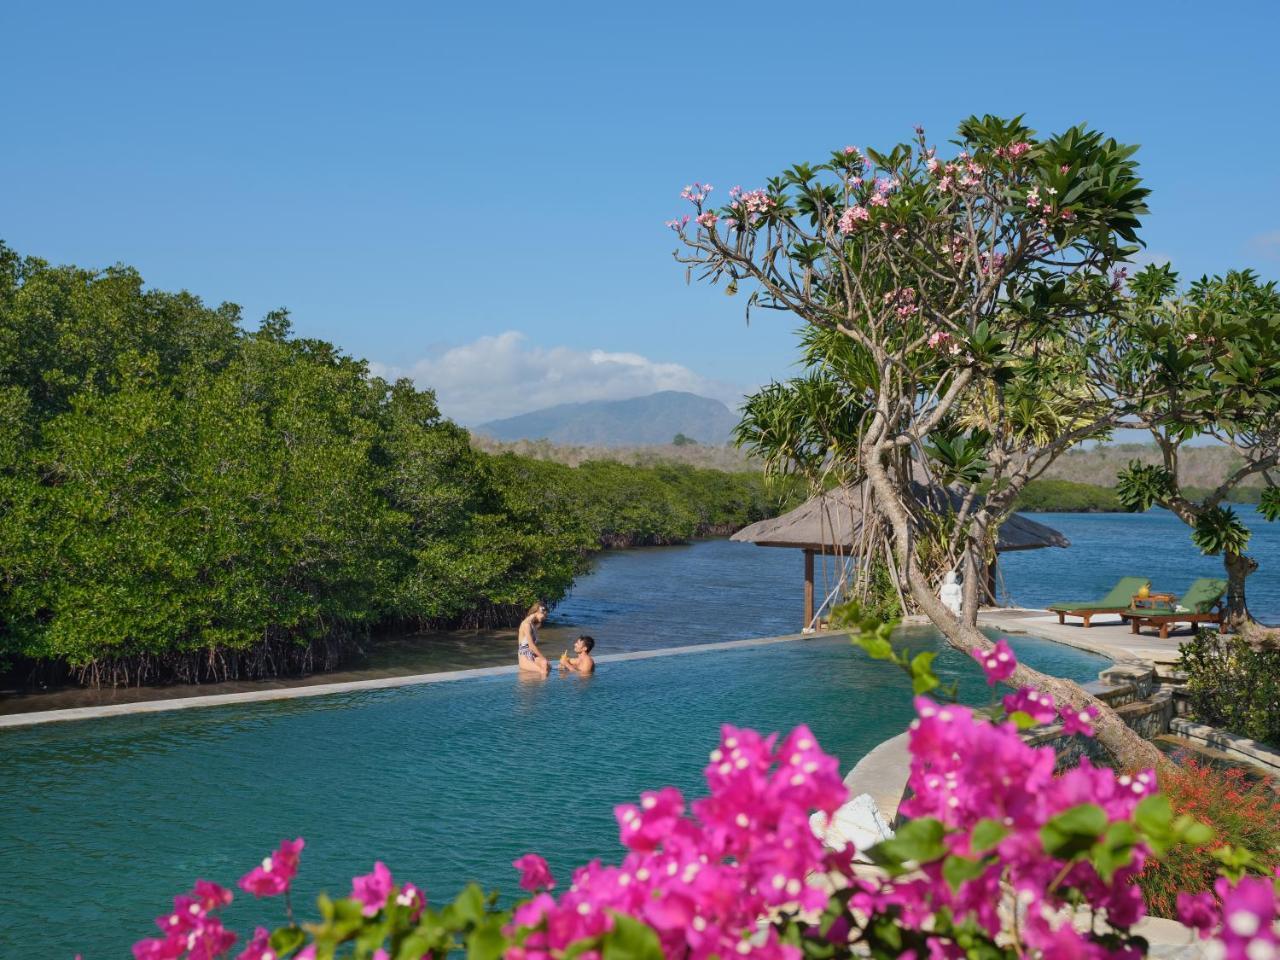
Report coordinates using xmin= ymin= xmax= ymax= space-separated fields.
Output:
xmin=0 ymin=245 xmax=785 ymax=684
xmin=1115 ymin=267 xmax=1280 ymax=623
xmin=1009 ymin=479 xmax=1121 ymax=512
xmin=1178 ymin=629 xmax=1280 ymax=745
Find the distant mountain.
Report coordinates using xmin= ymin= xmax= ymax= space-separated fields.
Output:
xmin=476 ymin=391 xmax=740 ymax=447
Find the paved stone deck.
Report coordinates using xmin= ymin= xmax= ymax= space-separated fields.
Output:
xmin=979 ymin=607 xmax=1187 ymax=669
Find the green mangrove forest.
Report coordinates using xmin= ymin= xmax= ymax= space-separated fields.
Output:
xmin=0 ymin=245 xmax=792 ymax=687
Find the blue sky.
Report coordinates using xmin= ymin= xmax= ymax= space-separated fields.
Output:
xmin=3 ymin=1 xmax=1278 ymax=424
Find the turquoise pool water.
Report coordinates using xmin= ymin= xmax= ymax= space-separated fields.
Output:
xmin=0 ymin=629 xmax=1107 ymax=957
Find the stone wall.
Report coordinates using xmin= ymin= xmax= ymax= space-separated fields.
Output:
xmin=1029 ymin=665 xmax=1175 ymax=768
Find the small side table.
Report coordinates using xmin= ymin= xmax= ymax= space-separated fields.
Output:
xmin=1131 ymin=592 xmax=1177 ymax=611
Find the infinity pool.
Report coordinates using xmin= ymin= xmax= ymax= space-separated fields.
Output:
xmin=0 ymin=629 xmax=1107 ymax=957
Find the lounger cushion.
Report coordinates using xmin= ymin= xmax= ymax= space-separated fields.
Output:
xmin=1127 ymin=604 xmax=1177 ymax=616
xmin=1049 ymin=576 xmax=1150 ymax=613
xmin=1181 ymin=578 xmax=1227 ymax=614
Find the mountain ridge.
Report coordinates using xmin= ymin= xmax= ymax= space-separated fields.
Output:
xmin=476 ymin=391 xmax=739 ymax=446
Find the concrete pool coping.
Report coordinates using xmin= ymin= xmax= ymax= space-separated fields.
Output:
xmin=0 ymin=630 xmax=848 ymax=730
xmin=1 ymin=610 xmax=1136 ymax=731
xmin=0 ymin=609 xmax=1173 ymax=757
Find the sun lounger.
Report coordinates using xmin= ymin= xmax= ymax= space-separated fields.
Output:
xmin=1121 ymin=578 xmax=1228 ymax=640
xmin=1047 ymin=577 xmax=1151 ymax=627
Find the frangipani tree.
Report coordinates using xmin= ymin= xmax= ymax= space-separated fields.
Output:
xmin=1117 ymin=266 xmax=1280 ymax=628
xmin=671 ymin=116 xmax=1166 ymax=769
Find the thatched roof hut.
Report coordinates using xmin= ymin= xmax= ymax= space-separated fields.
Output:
xmin=732 ymin=485 xmax=1069 ymax=626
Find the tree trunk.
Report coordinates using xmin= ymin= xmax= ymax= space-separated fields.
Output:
xmin=960 ymin=540 xmax=985 ymax=627
xmin=862 ymin=451 xmax=1171 ymax=774
xmin=1222 ymin=550 xmax=1258 ymax=629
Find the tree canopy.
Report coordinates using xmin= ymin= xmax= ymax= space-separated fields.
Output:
xmin=672 ymin=115 xmax=1184 ymax=770
xmin=0 ymin=244 xmax=787 ymax=685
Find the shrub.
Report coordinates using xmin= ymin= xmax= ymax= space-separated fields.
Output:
xmin=1139 ymin=754 xmax=1280 ymax=917
xmin=1179 ymin=629 xmax=1280 ymax=745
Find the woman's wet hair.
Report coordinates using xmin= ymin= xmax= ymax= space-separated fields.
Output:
xmin=577 ymin=635 xmax=595 ymax=652
xmin=526 ymin=601 xmax=548 ymax=617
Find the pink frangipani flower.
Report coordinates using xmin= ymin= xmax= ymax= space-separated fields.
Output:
xmin=837 ymin=206 xmax=870 ymax=234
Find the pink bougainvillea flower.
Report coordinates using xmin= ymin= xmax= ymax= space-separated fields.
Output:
xmin=239 ymin=838 xmax=304 ymax=898
xmin=1178 ymin=891 xmax=1219 ymax=938
xmin=616 ymin=785 xmax=687 ymax=852
xmin=1215 ymin=874 xmax=1279 ymax=960
xmin=236 ymin=927 xmax=274 ymax=960
xmin=971 ymin=639 xmax=1016 ymax=686
xmin=1058 ymin=705 xmax=1099 ymax=737
xmin=394 ymin=880 xmax=426 ymax=918
xmin=504 ymin=723 xmax=846 ymax=960
xmin=183 ymin=914 xmax=238 ymax=960
xmin=351 ymin=861 xmax=395 ymax=916
xmin=1002 ymin=687 xmax=1056 ymax=724
xmin=192 ymin=879 xmax=233 ymax=912
xmin=133 ymin=936 xmax=185 ymax=960
xmin=513 ymin=852 xmax=556 ymax=892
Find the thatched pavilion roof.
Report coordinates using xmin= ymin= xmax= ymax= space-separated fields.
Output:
xmin=731 ymin=485 xmax=1070 ymax=553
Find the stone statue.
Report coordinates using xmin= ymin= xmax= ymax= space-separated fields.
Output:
xmin=939 ymin=570 xmax=963 ymax=618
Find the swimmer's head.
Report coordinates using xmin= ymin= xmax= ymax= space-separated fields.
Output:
xmin=527 ymin=601 xmax=548 ymax=623
xmin=576 ymin=635 xmax=595 ymax=653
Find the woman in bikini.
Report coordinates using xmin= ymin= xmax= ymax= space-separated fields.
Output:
xmin=517 ymin=601 xmax=550 ymax=677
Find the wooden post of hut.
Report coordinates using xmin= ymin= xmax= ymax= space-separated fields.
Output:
xmin=803 ymin=549 xmax=815 ymax=629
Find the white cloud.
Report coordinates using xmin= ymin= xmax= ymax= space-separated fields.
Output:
xmin=371 ymin=332 xmax=744 ymax=424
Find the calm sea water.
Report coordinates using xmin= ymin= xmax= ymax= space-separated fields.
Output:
xmin=999 ymin=506 xmax=1280 ymax=624
xmin=0 ymin=634 xmax=1105 ymax=956
xmin=547 ymin=506 xmax=1280 ymax=639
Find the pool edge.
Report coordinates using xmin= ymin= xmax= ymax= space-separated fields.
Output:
xmin=0 ymin=631 xmax=845 ymax=730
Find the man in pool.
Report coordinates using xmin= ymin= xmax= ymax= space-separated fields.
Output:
xmin=559 ymin=635 xmax=595 ymax=676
